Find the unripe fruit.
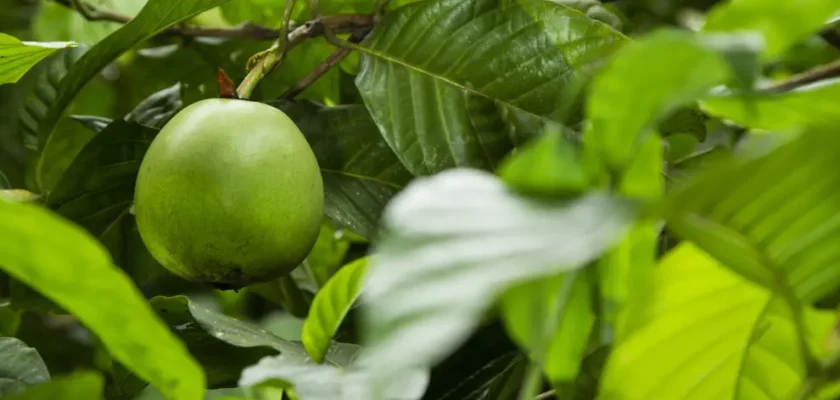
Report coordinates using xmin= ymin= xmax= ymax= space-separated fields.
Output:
xmin=134 ymin=99 xmax=323 ymax=289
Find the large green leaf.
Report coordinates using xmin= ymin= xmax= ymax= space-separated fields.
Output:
xmin=664 ymin=127 xmax=840 ymax=304
xmin=703 ymin=0 xmax=840 ymax=59
xmin=35 ymin=0 xmax=233 ymax=191
xmin=600 ymin=243 xmax=834 ymax=400
xmin=584 ymin=29 xmax=759 ymax=170
xmin=500 ymin=272 xmax=594 ymax=385
xmin=355 ymin=0 xmax=625 ymax=175
xmin=701 ymin=79 xmax=840 ymax=134
xmin=272 ymin=101 xmax=412 ymax=238
xmin=0 ymin=338 xmax=49 ymax=397
xmin=0 ymin=200 xmax=204 ymax=399
xmin=239 ymin=354 xmax=429 ymax=400
xmin=302 ymin=257 xmax=368 ymax=364
xmin=150 ymin=295 xmax=308 ymax=387
xmin=0 ymin=34 xmax=77 ymax=85
xmin=361 ymin=169 xmax=635 ymax=378
xmin=4 ymin=371 xmax=103 ymax=400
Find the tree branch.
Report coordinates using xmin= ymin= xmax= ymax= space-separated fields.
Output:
xmin=54 ymin=0 xmax=281 ymax=40
xmin=767 ymin=58 xmax=840 ymax=93
xmin=236 ymin=14 xmax=373 ymax=99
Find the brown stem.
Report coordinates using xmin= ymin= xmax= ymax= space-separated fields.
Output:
xmin=282 ymin=47 xmax=353 ymax=99
xmin=535 ymin=390 xmax=555 ymax=400
xmin=54 ymin=0 xmax=281 ymax=40
xmin=766 ymin=58 xmax=840 ymax=93
xmin=236 ymin=14 xmax=374 ymax=99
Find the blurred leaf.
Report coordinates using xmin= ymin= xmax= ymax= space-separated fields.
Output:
xmin=0 ymin=171 xmax=9 ymax=189
xmin=422 ymin=321 xmax=521 ymax=400
xmin=361 ymin=169 xmax=635 ymax=378
xmin=0 ymin=34 xmax=77 ymax=85
xmin=150 ymin=295 xmax=308 ymax=387
xmin=70 ymin=115 xmax=112 ymax=133
xmin=500 ymin=273 xmax=594 ymax=384
xmin=4 ymin=371 xmax=103 ymax=400
xmin=355 ymin=0 xmax=624 ymax=175
xmin=219 ymin=0 xmax=307 ymax=28
xmin=35 ymin=0 xmax=233 ymax=192
xmin=664 ymin=127 xmax=840 ymax=303
xmin=18 ymin=45 xmax=88 ymax=151
xmin=0 ymin=200 xmax=204 ymax=399
xmin=703 ymin=0 xmax=840 ymax=59
xmin=34 ymin=0 xmax=147 ymax=44
xmin=302 ymin=258 xmax=368 ymax=364
xmin=600 ymin=243 xmax=834 ymax=399
xmin=0 ymin=189 xmax=40 ymax=203
xmin=584 ymin=29 xmax=760 ymax=170
xmin=250 ymin=275 xmax=312 ymax=319
xmin=0 ymin=337 xmax=49 ymax=397
xmin=124 ymin=82 xmax=182 ymax=128
xmin=702 ymin=79 xmax=840 ymax=134
xmin=663 ymin=133 xmax=699 ymax=162
xmin=497 ymin=125 xmax=589 ymax=198
xmin=271 ymin=100 xmax=412 ymax=239
xmin=239 ymin=354 xmax=429 ymax=400
xmin=0 ymin=303 xmax=22 ymax=336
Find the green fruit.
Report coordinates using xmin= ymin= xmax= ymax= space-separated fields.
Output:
xmin=134 ymin=99 xmax=324 ymax=289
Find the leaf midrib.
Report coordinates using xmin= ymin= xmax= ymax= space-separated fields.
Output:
xmin=356 ymin=45 xmax=549 ymax=124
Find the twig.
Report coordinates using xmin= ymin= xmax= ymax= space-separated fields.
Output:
xmin=54 ymin=0 xmax=281 ymax=40
xmin=535 ymin=390 xmax=555 ymax=399
xmin=236 ymin=14 xmax=374 ymax=99
xmin=766 ymin=58 xmax=840 ymax=92
xmin=282 ymin=47 xmax=352 ymax=99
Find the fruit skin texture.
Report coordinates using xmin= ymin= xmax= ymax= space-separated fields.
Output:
xmin=134 ymin=99 xmax=324 ymax=289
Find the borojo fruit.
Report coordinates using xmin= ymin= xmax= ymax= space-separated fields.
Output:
xmin=134 ymin=99 xmax=324 ymax=289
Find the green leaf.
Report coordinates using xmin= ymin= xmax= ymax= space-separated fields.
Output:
xmin=599 ymin=243 xmax=834 ymax=400
xmin=45 ymin=120 xmax=156 ymax=236
xmin=69 ymin=115 xmax=112 ymax=133
xmin=701 ymin=79 xmax=840 ymax=134
xmin=362 ymin=169 xmax=635 ymax=375
xmin=703 ymin=0 xmax=840 ymax=59
xmin=302 ymin=257 xmax=368 ymax=364
xmin=0 ymin=189 xmax=40 ymax=203
xmin=355 ymin=0 xmax=625 ymax=175
xmin=500 ymin=273 xmax=594 ymax=384
xmin=239 ymin=354 xmax=429 ymax=400
xmin=4 ymin=371 xmax=103 ymax=400
xmin=35 ymin=0 xmax=233 ymax=191
xmin=584 ymin=29 xmax=760 ymax=170
xmin=18 ymin=45 xmax=88 ymax=151
xmin=0 ymin=201 xmax=204 ymax=399
xmin=0 ymin=34 xmax=77 ymax=85
xmin=0 ymin=303 xmax=22 ymax=337
xmin=150 ymin=295 xmax=310 ymax=387
xmin=664 ymin=127 xmax=840 ymax=303
xmin=423 ymin=322 xmax=522 ymax=400
xmin=0 ymin=337 xmax=49 ymax=396
xmin=124 ymin=82 xmax=182 ymax=129
xmin=497 ymin=125 xmax=589 ymax=198
xmin=271 ymin=101 xmax=412 ymax=238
